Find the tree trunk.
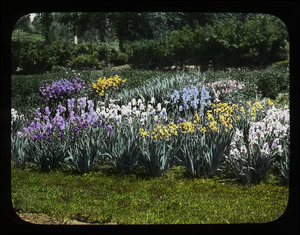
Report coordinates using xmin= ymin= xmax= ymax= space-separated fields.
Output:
xmin=119 ymin=34 xmax=124 ymax=52
xmin=74 ymin=25 xmax=78 ymax=44
xmin=98 ymin=29 xmax=105 ymax=42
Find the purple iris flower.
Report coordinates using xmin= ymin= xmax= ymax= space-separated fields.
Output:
xmin=68 ymin=98 xmax=75 ymax=111
xmin=45 ymin=106 xmax=51 ymax=116
xmin=88 ymin=100 xmax=94 ymax=110
xmin=39 ymin=78 xmax=85 ymax=101
xmin=77 ymin=97 xmax=87 ymax=109
xmin=105 ymin=125 xmax=113 ymax=134
xmin=177 ymin=117 xmax=185 ymax=123
xmin=35 ymin=108 xmax=42 ymax=118
xmin=58 ymin=105 xmax=66 ymax=114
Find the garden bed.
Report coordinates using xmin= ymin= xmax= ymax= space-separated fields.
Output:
xmin=11 ymin=67 xmax=290 ymax=224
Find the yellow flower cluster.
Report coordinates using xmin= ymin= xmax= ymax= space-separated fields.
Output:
xmin=178 ymin=121 xmax=195 ymax=133
xmin=150 ymin=122 xmax=178 ymax=141
xmin=139 ymin=128 xmax=149 ymax=138
xmin=92 ymin=75 xmax=127 ymax=96
xmin=207 ymin=103 xmax=239 ymax=132
xmin=209 ymin=121 xmax=218 ymax=132
xmin=145 ymin=116 xmax=207 ymax=141
xmin=267 ymin=98 xmax=274 ymax=106
xmin=139 ymin=100 xmax=271 ymax=140
xmin=199 ymin=125 xmax=207 ymax=133
xmin=193 ymin=113 xmax=200 ymax=124
xmin=246 ymin=101 xmax=264 ymax=120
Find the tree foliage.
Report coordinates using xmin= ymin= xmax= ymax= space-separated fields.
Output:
xmin=127 ymin=13 xmax=288 ymax=69
xmin=13 ymin=15 xmax=32 ymax=32
xmin=12 ymin=12 xmax=289 ymax=69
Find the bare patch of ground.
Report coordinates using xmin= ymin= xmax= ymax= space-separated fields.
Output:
xmin=16 ymin=212 xmax=95 ymax=225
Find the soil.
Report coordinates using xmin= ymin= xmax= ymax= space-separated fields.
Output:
xmin=16 ymin=212 xmax=95 ymax=225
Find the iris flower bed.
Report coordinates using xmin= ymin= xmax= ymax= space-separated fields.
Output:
xmin=11 ymin=73 xmax=290 ymax=183
xmin=39 ymin=77 xmax=85 ymax=101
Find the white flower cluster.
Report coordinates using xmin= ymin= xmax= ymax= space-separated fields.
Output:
xmin=11 ymin=108 xmax=25 ymax=125
xmin=229 ymin=106 xmax=290 ymax=158
xmin=95 ymin=97 xmax=168 ymax=125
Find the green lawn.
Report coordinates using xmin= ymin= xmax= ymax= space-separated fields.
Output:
xmin=11 ymin=29 xmax=44 ymax=41
xmin=11 ymin=165 xmax=289 ymax=224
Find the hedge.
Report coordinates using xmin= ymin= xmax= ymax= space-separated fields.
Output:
xmin=126 ymin=16 xmax=288 ymax=70
xmin=11 ymin=41 xmax=124 ymax=74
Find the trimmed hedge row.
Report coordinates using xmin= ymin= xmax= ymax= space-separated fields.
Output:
xmin=11 ymin=41 xmax=127 ymax=74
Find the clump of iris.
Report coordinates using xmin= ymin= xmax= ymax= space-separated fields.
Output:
xmin=17 ymin=97 xmax=113 ymax=143
xmin=39 ymin=77 xmax=85 ymax=101
xmin=170 ymin=85 xmax=211 ymax=116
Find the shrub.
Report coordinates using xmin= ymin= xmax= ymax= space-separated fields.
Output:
xmin=11 ymin=41 xmax=117 ymax=74
xmin=111 ymin=52 xmax=129 ymax=66
xmin=164 ymin=26 xmax=197 ymax=68
xmin=275 ymin=93 xmax=289 ymax=108
xmin=11 ymin=40 xmax=54 ymax=74
xmin=68 ymin=52 xmax=103 ymax=70
xmin=126 ymin=39 xmax=169 ymax=69
xmin=203 ymin=67 xmax=289 ymax=99
xmin=255 ymin=66 xmax=289 ymax=99
xmin=126 ymin=14 xmax=288 ymax=70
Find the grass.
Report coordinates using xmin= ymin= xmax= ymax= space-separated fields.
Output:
xmin=12 ymin=29 xmax=44 ymax=41
xmin=11 ymin=165 xmax=289 ymax=224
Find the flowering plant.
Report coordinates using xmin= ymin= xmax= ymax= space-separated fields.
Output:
xmin=101 ymin=119 xmax=140 ymax=173
xmin=39 ymin=77 xmax=85 ymax=101
xmin=139 ymin=137 xmax=176 ymax=176
xmin=206 ymin=80 xmax=245 ymax=103
xmin=16 ymin=97 xmax=113 ymax=171
xmin=92 ymin=75 xmax=127 ymax=96
xmin=95 ymin=97 xmax=168 ymax=127
xmin=225 ymin=104 xmax=290 ymax=183
xmin=11 ymin=108 xmax=25 ymax=133
xmin=179 ymin=124 xmax=234 ymax=176
xmin=170 ymin=85 xmax=211 ymax=119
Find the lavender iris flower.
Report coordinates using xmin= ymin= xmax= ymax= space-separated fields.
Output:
xmin=105 ymin=125 xmax=113 ymax=134
xmin=68 ymin=98 xmax=75 ymax=111
xmin=77 ymin=97 xmax=87 ymax=109
xmin=45 ymin=106 xmax=51 ymax=115
xmin=177 ymin=117 xmax=185 ymax=122
xmin=39 ymin=78 xmax=85 ymax=101
xmin=88 ymin=100 xmax=94 ymax=110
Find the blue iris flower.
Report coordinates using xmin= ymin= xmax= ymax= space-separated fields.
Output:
xmin=171 ymin=90 xmax=180 ymax=103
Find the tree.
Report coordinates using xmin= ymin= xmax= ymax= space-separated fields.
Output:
xmin=108 ymin=12 xmax=153 ymax=52
xmin=38 ymin=13 xmax=54 ymax=42
xmin=13 ymin=14 xmax=32 ymax=32
xmin=80 ymin=12 xmax=110 ymax=42
xmin=59 ymin=12 xmax=82 ymax=44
